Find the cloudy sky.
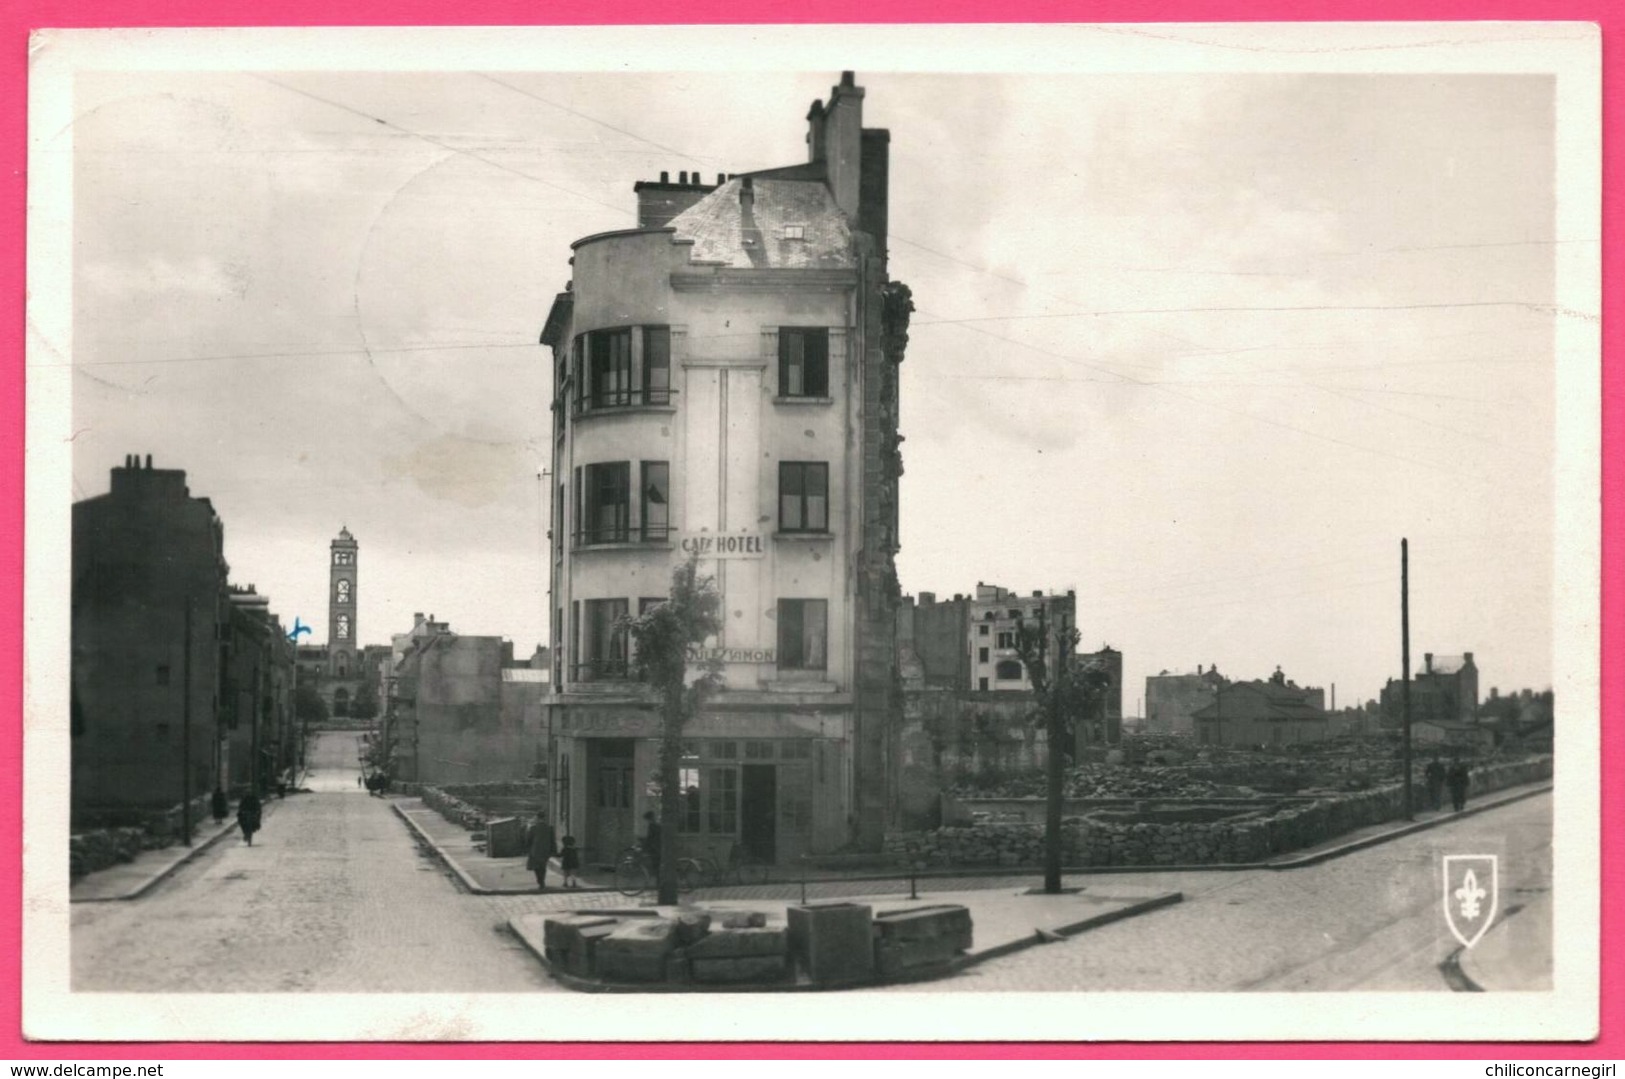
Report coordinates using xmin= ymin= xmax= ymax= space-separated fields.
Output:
xmin=58 ymin=36 xmax=1577 ymax=708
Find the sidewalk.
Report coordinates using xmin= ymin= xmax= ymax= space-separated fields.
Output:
xmin=1458 ymin=891 xmax=1554 ymax=991
xmin=70 ymin=801 xmax=280 ymax=903
xmin=506 ymin=883 xmax=1184 ymax=992
xmin=395 ymin=780 xmax=1552 ymax=898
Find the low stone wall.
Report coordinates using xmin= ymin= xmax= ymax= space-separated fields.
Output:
xmin=70 ymin=826 xmax=170 ymax=880
xmin=887 ymin=756 xmax=1552 ymax=869
xmin=404 ymin=781 xmax=548 ymax=831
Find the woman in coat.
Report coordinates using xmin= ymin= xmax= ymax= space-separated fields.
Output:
xmin=237 ymin=791 xmax=263 ymax=846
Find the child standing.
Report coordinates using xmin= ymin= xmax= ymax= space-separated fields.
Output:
xmin=560 ymin=834 xmax=581 ymax=889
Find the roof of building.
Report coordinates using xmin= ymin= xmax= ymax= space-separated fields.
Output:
xmin=667 ymin=178 xmax=853 ymax=269
xmin=1191 ymin=679 xmax=1326 ymax=722
xmin=502 ymin=668 xmax=549 ymax=684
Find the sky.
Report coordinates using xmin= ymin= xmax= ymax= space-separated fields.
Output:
xmin=62 ymin=57 xmax=1566 ymax=710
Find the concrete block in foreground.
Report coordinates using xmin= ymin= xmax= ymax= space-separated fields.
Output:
xmin=787 ymin=901 xmax=874 ymax=985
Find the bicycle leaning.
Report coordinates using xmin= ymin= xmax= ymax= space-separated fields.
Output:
xmin=612 ymin=842 xmax=771 ymax=897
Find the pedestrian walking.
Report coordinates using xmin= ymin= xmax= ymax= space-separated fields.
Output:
xmin=526 ymin=810 xmax=558 ymax=892
xmin=356 ymin=775 xmax=363 ymax=789
xmin=1447 ymin=759 xmax=1471 ymax=812
xmin=1423 ymin=757 xmax=1447 ymax=811
xmin=210 ymin=787 xmax=229 ymax=824
xmin=560 ymin=834 xmax=580 ymax=889
xmin=236 ymin=791 xmax=263 ymax=846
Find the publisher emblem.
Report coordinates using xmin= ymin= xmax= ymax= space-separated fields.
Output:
xmin=1442 ymin=854 xmax=1498 ymax=949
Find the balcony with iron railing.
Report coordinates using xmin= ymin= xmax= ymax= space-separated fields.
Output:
xmin=572 ymin=385 xmax=674 ymax=418
xmin=571 ymin=522 xmax=673 ymax=550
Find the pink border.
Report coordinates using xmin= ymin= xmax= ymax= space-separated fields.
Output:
xmin=1 ymin=2 xmax=1614 ymax=1061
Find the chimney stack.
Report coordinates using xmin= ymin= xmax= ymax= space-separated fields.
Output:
xmin=145 ymin=454 xmax=152 ymax=469
xmin=1425 ymin=652 xmax=1433 ymax=673
xmin=740 ymin=175 xmax=754 ymax=207
xmin=678 ymin=170 xmax=688 ymax=184
xmin=660 ymin=170 xmax=669 ymax=183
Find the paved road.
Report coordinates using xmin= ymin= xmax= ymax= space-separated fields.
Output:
xmin=73 ymin=731 xmax=1550 ymax=993
xmin=71 ymin=733 xmax=555 ymax=993
xmin=859 ymin=790 xmax=1552 ymax=992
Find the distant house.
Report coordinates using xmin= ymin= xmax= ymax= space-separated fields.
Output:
xmin=1382 ymin=652 xmax=1479 ymax=725
xmin=1191 ymin=670 xmax=1330 ymax=747
xmin=1144 ymin=665 xmax=1227 ymax=735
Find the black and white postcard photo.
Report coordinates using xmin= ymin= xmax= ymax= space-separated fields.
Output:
xmin=22 ymin=22 xmax=1600 ymax=1042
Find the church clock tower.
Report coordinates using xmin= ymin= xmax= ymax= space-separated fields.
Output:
xmin=328 ymin=526 xmax=358 ymax=678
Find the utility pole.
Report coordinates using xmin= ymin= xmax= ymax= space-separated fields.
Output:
xmin=181 ymin=596 xmax=193 ymax=846
xmin=1215 ymin=683 xmax=1223 ymax=748
xmin=1042 ymin=604 xmax=1063 ymax=894
xmin=1401 ymin=538 xmax=1413 ymax=820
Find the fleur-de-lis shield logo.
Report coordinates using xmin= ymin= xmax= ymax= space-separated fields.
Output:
xmin=1442 ymin=854 xmax=1498 ymax=949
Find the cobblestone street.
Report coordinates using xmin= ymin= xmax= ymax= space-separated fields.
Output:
xmin=71 ymin=733 xmax=555 ymax=993
xmin=72 ymin=734 xmax=1551 ymax=994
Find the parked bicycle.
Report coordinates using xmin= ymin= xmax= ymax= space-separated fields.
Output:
xmin=680 ymin=842 xmax=772 ymax=888
xmin=613 ymin=842 xmax=770 ymax=896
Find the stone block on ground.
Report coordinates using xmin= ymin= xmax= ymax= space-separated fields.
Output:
xmin=674 ymin=910 xmax=712 ymax=944
xmin=873 ymin=904 xmax=973 ymax=953
xmin=787 ymin=902 xmax=875 ymax=985
xmin=683 ymin=925 xmax=788 ymax=959
xmin=542 ymin=916 xmax=619 ymax=977
xmin=690 ymin=954 xmax=792 ymax=985
xmin=717 ymin=911 xmax=768 ymax=929
xmin=596 ymin=918 xmax=679 ymax=983
xmin=874 ymin=937 xmax=963 ymax=977
xmin=485 ymin=816 xmax=526 ymax=858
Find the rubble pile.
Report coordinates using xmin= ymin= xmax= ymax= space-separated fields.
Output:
xmin=893 ymin=755 xmax=1552 ymax=869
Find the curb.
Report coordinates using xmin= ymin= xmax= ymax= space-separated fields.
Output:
xmin=394 ymin=803 xmax=494 ymax=895
xmin=958 ymin=890 xmax=1185 ymax=967
xmin=401 ymin=782 xmax=1551 ymax=898
xmin=70 ymin=806 xmax=271 ymax=903
xmin=507 ymin=888 xmax=1183 ymax=993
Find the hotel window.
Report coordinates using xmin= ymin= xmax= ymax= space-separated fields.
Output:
xmin=706 ymin=767 xmax=740 ymax=834
xmin=996 ymin=659 xmax=1023 ymax=681
xmin=778 ymin=599 xmax=828 ymax=671
xmin=778 ymin=462 xmax=828 ymax=533
xmin=578 ymin=598 xmax=629 ymax=681
xmin=978 ymin=647 xmax=989 ymax=664
xmin=677 ymin=765 xmax=702 ymax=833
xmin=641 ymin=461 xmax=670 ymax=541
xmin=978 ymin=624 xmax=989 ymax=637
xmin=577 ymin=462 xmax=630 ymax=545
xmin=996 ymin=631 xmax=1015 ymax=649
xmin=642 ymin=326 xmax=671 ymax=405
xmin=779 ymin=327 xmax=829 ymax=398
xmin=580 ymin=328 xmax=632 ymax=411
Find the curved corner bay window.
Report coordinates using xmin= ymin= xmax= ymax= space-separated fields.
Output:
xmin=778 ymin=462 xmax=828 ymax=533
xmin=777 ymin=599 xmax=828 ymax=671
xmin=641 ymin=462 xmax=669 ymax=541
xmin=574 ymin=598 xmax=628 ymax=681
xmin=576 ymin=462 xmax=629 ymax=545
xmin=576 ymin=326 xmax=670 ymax=413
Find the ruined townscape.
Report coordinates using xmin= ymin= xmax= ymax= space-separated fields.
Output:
xmin=64 ymin=69 xmax=1557 ymax=999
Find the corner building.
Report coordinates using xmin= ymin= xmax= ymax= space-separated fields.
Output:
xmin=540 ymin=73 xmax=910 ymax=866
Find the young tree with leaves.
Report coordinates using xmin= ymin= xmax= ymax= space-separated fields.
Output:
xmin=625 ymin=554 xmax=724 ymax=905
xmin=1015 ymin=606 xmax=1112 ymax=893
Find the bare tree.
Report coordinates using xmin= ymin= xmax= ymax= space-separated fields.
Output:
xmin=625 ymin=555 xmax=724 ymax=905
xmin=1015 ymin=607 xmax=1112 ymax=894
